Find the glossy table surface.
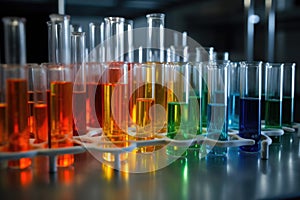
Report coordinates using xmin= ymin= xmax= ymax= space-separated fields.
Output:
xmin=0 ymin=133 xmax=300 ymax=200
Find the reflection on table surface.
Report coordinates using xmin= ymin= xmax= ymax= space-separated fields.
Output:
xmin=0 ymin=133 xmax=299 ymax=200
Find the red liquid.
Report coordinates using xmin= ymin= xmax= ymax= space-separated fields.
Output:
xmin=34 ymin=103 xmax=48 ymax=144
xmin=86 ymin=82 xmax=102 ymax=128
xmin=0 ymin=103 xmax=7 ymax=147
xmin=6 ymin=79 xmax=31 ymax=169
xmin=28 ymin=91 xmax=34 ymax=138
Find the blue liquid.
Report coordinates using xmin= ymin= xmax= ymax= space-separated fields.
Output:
xmin=239 ymin=97 xmax=261 ymax=152
xmin=228 ymin=93 xmax=240 ymax=129
xmin=206 ymin=103 xmax=228 ymax=156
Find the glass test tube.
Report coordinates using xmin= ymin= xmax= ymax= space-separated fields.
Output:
xmin=71 ymin=32 xmax=87 ymax=136
xmin=104 ymin=17 xmax=125 ymax=62
xmin=228 ymin=62 xmax=241 ymax=129
xmin=48 ymin=14 xmax=71 ymax=64
xmin=282 ymin=63 xmax=295 ymax=126
xmin=48 ymin=64 xmax=74 ymax=167
xmin=166 ymin=63 xmax=192 ymax=157
xmin=88 ymin=22 xmax=105 ymax=62
xmin=27 ymin=64 xmax=48 ymax=146
xmin=100 ymin=62 xmax=129 ymax=161
xmin=2 ymin=64 xmax=31 ymax=169
xmin=213 ymin=51 xmax=230 ymax=61
xmin=2 ymin=17 xmax=26 ymax=65
xmin=264 ymin=63 xmax=283 ymax=129
xmin=206 ymin=61 xmax=229 ymax=157
xmin=146 ymin=13 xmax=165 ymax=63
xmin=239 ymin=61 xmax=262 ymax=152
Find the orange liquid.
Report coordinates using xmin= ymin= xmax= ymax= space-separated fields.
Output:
xmin=50 ymin=81 xmax=74 ymax=167
xmin=34 ymin=104 xmax=48 ymax=144
xmin=28 ymin=91 xmax=34 ymax=138
xmin=86 ymin=82 xmax=101 ymax=128
xmin=47 ymin=90 xmax=51 ymax=148
xmin=0 ymin=103 xmax=7 ymax=147
xmin=6 ymin=79 xmax=31 ymax=169
xmin=73 ymin=91 xmax=87 ymax=136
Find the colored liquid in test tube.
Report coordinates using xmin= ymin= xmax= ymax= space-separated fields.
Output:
xmin=7 ymin=79 xmax=32 ymax=169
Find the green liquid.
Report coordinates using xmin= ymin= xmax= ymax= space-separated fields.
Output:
xmin=167 ymin=102 xmax=189 ymax=157
xmin=201 ymin=87 xmax=208 ymax=127
xmin=188 ymin=95 xmax=202 ymax=135
xmin=265 ymin=99 xmax=282 ymax=128
xmin=282 ymin=96 xmax=294 ymax=126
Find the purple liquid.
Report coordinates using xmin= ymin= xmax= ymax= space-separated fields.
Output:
xmin=239 ymin=97 xmax=261 ymax=152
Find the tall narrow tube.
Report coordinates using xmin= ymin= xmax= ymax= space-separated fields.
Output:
xmin=146 ymin=13 xmax=165 ymax=63
xmin=89 ymin=22 xmax=105 ymax=62
xmin=71 ymin=32 xmax=86 ymax=136
xmin=104 ymin=17 xmax=124 ymax=62
xmin=48 ymin=14 xmax=71 ymax=64
xmin=2 ymin=17 xmax=26 ymax=65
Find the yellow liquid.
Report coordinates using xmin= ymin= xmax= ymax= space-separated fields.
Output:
xmin=136 ymin=98 xmax=155 ymax=139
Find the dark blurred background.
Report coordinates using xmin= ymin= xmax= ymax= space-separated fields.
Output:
xmin=0 ymin=0 xmax=299 ymax=120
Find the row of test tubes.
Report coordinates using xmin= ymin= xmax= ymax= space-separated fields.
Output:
xmin=0 ymin=12 xmax=296 ymax=170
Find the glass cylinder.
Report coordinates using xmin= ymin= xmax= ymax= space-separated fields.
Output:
xmin=169 ymin=31 xmax=189 ymax=63
xmin=124 ymin=19 xmax=134 ymax=63
xmin=2 ymin=64 xmax=31 ymax=169
xmin=146 ymin=13 xmax=165 ymax=63
xmin=48 ymin=14 xmax=71 ymax=64
xmin=27 ymin=64 xmax=48 ymax=147
xmin=88 ymin=22 xmax=105 ymax=62
xmin=282 ymin=63 xmax=296 ymax=126
xmin=206 ymin=61 xmax=229 ymax=157
xmin=2 ymin=17 xmax=26 ymax=65
xmin=194 ymin=47 xmax=214 ymax=63
xmin=228 ymin=62 xmax=241 ymax=129
xmin=104 ymin=17 xmax=125 ymax=62
xmin=100 ymin=62 xmax=129 ymax=161
xmin=239 ymin=61 xmax=262 ymax=152
xmin=0 ymin=66 xmax=6 ymax=148
xmin=47 ymin=64 xmax=74 ymax=167
xmin=71 ymin=32 xmax=87 ymax=136
xmin=264 ymin=63 xmax=283 ymax=129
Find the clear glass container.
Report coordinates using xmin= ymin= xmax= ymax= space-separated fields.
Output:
xmin=2 ymin=17 xmax=26 ymax=65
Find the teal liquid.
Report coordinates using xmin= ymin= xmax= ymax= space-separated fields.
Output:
xmin=265 ymin=99 xmax=282 ymax=128
xmin=201 ymin=86 xmax=208 ymax=128
xmin=228 ymin=93 xmax=240 ymax=129
xmin=206 ymin=103 xmax=228 ymax=156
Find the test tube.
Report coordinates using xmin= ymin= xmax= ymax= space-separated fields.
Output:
xmin=146 ymin=13 xmax=165 ymax=63
xmin=48 ymin=14 xmax=71 ymax=64
xmin=47 ymin=64 xmax=74 ymax=167
xmin=166 ymin=63 xmax=192 ymax=157
xmin=282 ymin=63 xmax=295 ymax=126
xmin=228 ymin=62 xmax=241 ymax=129
xmin=88 ymin=22 xmax=104 ymax=62
xmin=239 ymin=61 xmax=262 ymax=152
xmin=104 ymin=17 xmax=125 ymax=62
xmin=206 ymin=61 xmax=229 ymax=157
xmin=133 ymin=63 xmax=156 ymax=152
xmin=2 ymin=64 xmax=31 ymax=169
xmin=100 ymin=62 xmax=129 ymax=161
xmin=0 ymin=66 xmax=7 ymax=149
xmin=213 ymin=51 xmax=230 ymax=61
xmin=71 ymin=32 xmax=87 ymax=136
xmin=27 ymin=64 xmax=48 ymax=146
xmin=2 ymin=17 xmax=26 ymax=65
xmin=264 ymin=63 xmax=283 ymax=129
